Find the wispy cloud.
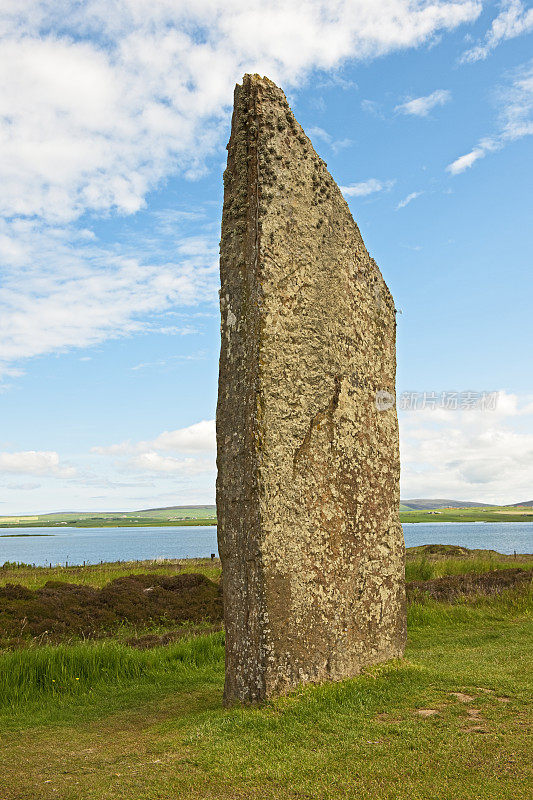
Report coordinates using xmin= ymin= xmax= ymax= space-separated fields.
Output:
xmin=447 ymin=144 xmax=491 ymax=174
xmin=5 ymin=482 xmax=41 ymax=491
xmin=360 ymin=99 xmax=383 ymax=117
xmin=306 ymin=126 xmax=353 ymax=154
xmin=395 ymin=89 xmax=451 ymax=117
xmin=129 ymin=352 xmax=205 ymax=372
xmin=447 ymin=60 xmax=533 ymax=174
xmin=460 ymin=0 xmax=533 ymax=63
xmin=396 ymin=191 xmax=424 ymax=209
xmin=0 ymin=219 xmax=218 ymax=380
xmin=340 ymin=179 xmax=395 ymax=197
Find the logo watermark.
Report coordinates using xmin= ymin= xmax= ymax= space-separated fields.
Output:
xmin=375 ymin=390 xmax=395 ymax=411
xmin=375 ymin=390 xmax=499 ymax=411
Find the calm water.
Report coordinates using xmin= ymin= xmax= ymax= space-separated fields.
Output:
xmin=0 ymin=526 xmax=219 ymax=567
xmin=1 ymin=522 xmax=532 ymax=567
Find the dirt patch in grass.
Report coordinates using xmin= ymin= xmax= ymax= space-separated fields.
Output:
xmin=0 ymin=572 xmax=223 ymax=648
xmin=407 ymin=567 xmax=532 ymax=603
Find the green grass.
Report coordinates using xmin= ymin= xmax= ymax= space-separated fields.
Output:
xmin=0 ymin=583 xmax=531 ymax=799
xmin=0 ymin=518 xmax=217 ymax=528
xmin=0 ymin=632 xmax=225 ymax=711
xmin=4 ymin=550 xmax=530 ymax=591
xmin=1 ymin=586 xmax=529 ymax=715
xmin=405 ymin=554 xmax=533 ymax=581
xmin=400 ymin=507 xmax=533 ymax=523
xmin=0 ymin=557 xmax=222 ymax=589
xmin=0 ymin=505 xmax=218 ymax=528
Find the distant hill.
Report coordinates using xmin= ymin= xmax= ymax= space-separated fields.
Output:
xmin=3 ymin=501 xmax=531 ymax=527
xmin=0 ymin=505 xmax=217 ymax=524
xmin=138 ymin=505 xmax=216 ymax=512
xmin=401 ymin=499 xmax=497 ymax=510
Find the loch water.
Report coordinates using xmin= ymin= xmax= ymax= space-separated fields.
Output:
xmin=1 ymin=521 xmax=532 ymax=567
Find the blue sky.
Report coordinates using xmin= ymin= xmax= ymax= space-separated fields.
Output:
xmin=1 ymin=0 xmax=532 ymax=514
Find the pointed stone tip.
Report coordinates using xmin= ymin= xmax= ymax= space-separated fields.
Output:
xmin=237 ymin=73 xmax=285 ymax=96
xmin=241 ymin=73 xmax=276 ymax=86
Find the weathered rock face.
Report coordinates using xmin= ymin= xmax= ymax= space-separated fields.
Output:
xmin=216 ymin=74 xmax=406 ymax=705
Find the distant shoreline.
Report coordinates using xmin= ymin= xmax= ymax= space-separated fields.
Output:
xmin=1 ymin=513 xmax=533 ymax=530
xmin=2 ymin=500 xmax=532 ymax=530
xmin=0 ymin=520 xmax=218 ymax=530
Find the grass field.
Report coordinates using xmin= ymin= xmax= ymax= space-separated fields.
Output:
xmin=400 ymin=507 xmax=533 ymax=523
xmin=0 ymin=576 xmax=531 ymax=799
xmin=2 ymin=504 xmax=533 ymax=528
xmin=0 ymin=552 xmax=531 ymax=798
xmin=2 ymin=547 xmax=531 ymax=590
xmin=0 ymin=505 xmax=217 ymax=528
xmin=0 ymin=557 xmax=222 ymax=590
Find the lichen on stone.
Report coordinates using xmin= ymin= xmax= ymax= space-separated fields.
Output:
xmin=216 ymin=74 xmax=406 ymax=706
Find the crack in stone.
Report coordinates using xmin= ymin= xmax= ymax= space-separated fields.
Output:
xmin=293 ymin=375 xmax=342 ymax=474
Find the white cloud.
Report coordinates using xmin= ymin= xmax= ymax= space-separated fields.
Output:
xmin=396 ymin=190 xmax=424 ymax=209
xmin=92 ymin=419 xmax=216 ymax=479
xmin=447 ymin=146 xmax=487 ymax=174
xmin=498 ymin=60 xmax=533 ymax=140
xmin=340 ymin=178 xmax=395 ymax=197
xmin=0 ymin=1 xmax=482 ymax=223
xmin=447 ymin=60 xmax=533 ymax=174
xmin=130 ymin=452 xmax=212 ymax=475
xmin=395 ymin=88 xmax=451 ymax=116
xmin=331 ymin=138 xmax=353 ymax=153
xmin=129 ymin=352 xmax=205 ymax=372
xmin=307 ymin=126 xmax=332 ymax=144
xmin=94 ymin=419 xmax=216 ymax=455
xmin=0 ymin=450 xmax=76 ymax=478
xmin=150 ymin=420 xmax=216 ymax=453
xmin=399 ymin=391 xmax=533 ymax=503
xmin=460 ymin=0 xmax=533 ymax=63
xmin=0 ymin=1 xmax=482 ymax=380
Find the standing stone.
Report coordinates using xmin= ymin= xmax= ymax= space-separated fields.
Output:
xmin=216 ymin=74 xmax=406 ymax=705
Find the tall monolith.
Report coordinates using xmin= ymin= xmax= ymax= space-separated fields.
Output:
xmin=216 ymin=74 xmax=406 ymax=704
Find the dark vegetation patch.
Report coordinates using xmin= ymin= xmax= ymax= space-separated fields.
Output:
xmin=408 ymin=544 xmax=471 ymax=557
xmin=406 ymin=544 xmax=532 ymax=560
xmin=1 ymin=563 xmax=532 ymax=650
xmin=0 ymin=573 xmax=222 ymax=649
xmin=407 ymin=567 xmax=533 ymax=603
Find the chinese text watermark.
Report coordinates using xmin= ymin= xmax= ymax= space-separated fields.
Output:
xmin=375 ymin=390 xmax=499 ymax=412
